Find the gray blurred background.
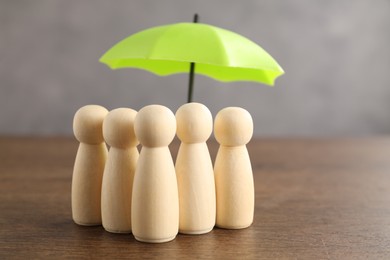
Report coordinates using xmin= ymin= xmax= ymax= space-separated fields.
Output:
xmin=1 ymin=0 xmax=389 ymax=137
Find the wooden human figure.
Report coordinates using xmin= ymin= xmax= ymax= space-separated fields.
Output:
xmin=72 ymin=105 xmax=108 ymax=226
xmin=101 ymin=108 xmax=138 ymax=233
xmin=214 ymin=107 xmax=254 ymax=229
xmin=131 ymin=105 xmax=179 ymax=243
xmin=175 ymin=102 xmax=216 ymax=234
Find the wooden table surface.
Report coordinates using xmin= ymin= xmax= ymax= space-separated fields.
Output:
xmin=1 ymin=137 xmax=390 ymax=259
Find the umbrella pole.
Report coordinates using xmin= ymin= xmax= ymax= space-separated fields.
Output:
xmin=187 ymin=14 xmax=199 ymax=103
xmin=188 ymin=62 xmax=195 ymax=103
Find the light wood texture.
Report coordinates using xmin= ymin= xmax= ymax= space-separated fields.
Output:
xmin=214 ymin=107 xmax=255 ymax=229
xmin=101 ymin=108 xmax=138 ymax=233
xmin=72 ymin=105 xmax=108 ymax=225
xmin=175 ymin=103 xmax=216 ymax=234
xmin=132 ymin=105 xmax=179 ymax=243
xmin=2 ymin=137 xmax=390 ymax=259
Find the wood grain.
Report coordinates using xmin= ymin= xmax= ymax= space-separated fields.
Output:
xmin=1 ymin=137 xmax=390 ymax=259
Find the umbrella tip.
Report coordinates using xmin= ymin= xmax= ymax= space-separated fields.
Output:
xmin=193 ymin=14 xmax=199 ymax=23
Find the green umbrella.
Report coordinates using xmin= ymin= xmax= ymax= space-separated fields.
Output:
xmin=100 ymin=15 xmax=284 ymax=103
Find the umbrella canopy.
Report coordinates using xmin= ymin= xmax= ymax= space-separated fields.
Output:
xmin=100 ymin=19 xmax=284 ymax=102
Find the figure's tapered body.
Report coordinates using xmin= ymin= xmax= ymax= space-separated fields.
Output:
xmin=101 ymin=108 xmax=138 ymax=233
xmin=214 ymin=145 xmax=254 ymax=229
xmin=131 ymin=105 xmax=179 ymax=243
xmin=72 ymin=105 xmax=108 ymax=226
xmin=132 ymin=146 xmax=178 ymax=242
xmin=175 ymin=103 xmax=215 ymax=234
xmin=214 ymin=107 xmax=254 ymax=229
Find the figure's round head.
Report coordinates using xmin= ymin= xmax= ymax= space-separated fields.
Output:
xmin=103 ymin=108 xmax=138 ymax=148
xmin=176 ymin=102 xmax=212 ymax=143
xmin=134 ymin=105 xmax=176 ymax=147
xmin=214 ymin=107 xmax=253 ymax=146
xmin=73 ymin=105 xmax=108 ymax=144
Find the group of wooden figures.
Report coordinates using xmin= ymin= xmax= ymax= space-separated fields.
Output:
xmin=72 ymin=102 xmax=254 ymax=243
